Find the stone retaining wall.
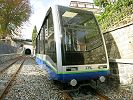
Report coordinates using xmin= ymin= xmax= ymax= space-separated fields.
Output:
xmin=109 ymin=59 xmax=133 ymax=85
xmin=104 ymin=32 xmax=121 ymax=59
xmin=104 ymin=22 xmax=133 ymax=59
xmin=103 ymin=22 xmax=133 ymax=85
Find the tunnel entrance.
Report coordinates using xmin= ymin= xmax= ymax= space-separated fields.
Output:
xmin=25 ymin=48 xmax=31 ymax=55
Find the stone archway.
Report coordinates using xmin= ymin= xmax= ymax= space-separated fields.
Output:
xmin=25 ymin=48 xmax=31 ymax=55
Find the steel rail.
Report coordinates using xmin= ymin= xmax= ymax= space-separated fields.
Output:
xmin=60 ymin=83 xmax=112 ymax=100
xmin=63 ymin=91 xmax=73 ymax=100
xmin=88 ymin=85 xmax=112 ymax=100
xmin=0 ymin=59 xmax=25 ymax=100
xmin=0 ymin=57 xmax=21 ymax=74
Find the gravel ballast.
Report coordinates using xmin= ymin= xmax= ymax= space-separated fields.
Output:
xmin=4 ymin=57 xmax=64 ymax=100
xmin=2 ymin=57 xmax=133 ymax=100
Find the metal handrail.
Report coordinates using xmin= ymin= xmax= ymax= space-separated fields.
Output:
xmin=0 ymin=53 xmax=21 ymax=57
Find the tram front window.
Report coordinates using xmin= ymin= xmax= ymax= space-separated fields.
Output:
xmin=59 ymin=6 xmax=107 ymax=65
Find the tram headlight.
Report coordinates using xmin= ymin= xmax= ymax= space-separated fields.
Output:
xmin=66 ymin=67 xmax=78 ymax=71
xmin=70 ymin=79 xmax=77 ymax=86
xmin=98 ymin=65 xmax=107 ymax=69
xmin=99 ymin=76 xmax=106 ymax=82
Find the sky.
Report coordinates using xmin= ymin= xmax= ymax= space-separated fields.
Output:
xmin=21 ymin=0 xmax=93 ymax=39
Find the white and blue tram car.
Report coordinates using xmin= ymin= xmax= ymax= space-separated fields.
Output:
xmin=35 ymin=5 xmax=110 ymax=86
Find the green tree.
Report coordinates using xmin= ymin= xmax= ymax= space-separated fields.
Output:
xmin=116 ymin=0 xmax=133 ymax=7
xmin=32 ymin=25 xmax=37 ymax=48
xmin=93 ymin=0 xmax=109 ymax=7
xmin=0 ymin=0 xmax=31 ymax=38
xmin=94 ymin=0 xmax=133 ymax=32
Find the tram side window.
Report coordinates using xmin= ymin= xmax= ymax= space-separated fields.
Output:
xmin=35 ymin=38 xmax=37 ymax=53
xmin=40 ymin=28 xmax=44 ymax=54
xmin=44 ymin=12 xmax=57 ymax=64
xmin=36 ymin=35 xmax=40 ymax=53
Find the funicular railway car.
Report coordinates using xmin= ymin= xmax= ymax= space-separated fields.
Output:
xmin=35 ymin=5 xmax=110 ymax=86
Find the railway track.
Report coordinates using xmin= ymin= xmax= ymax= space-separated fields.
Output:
xmin=0 ymin=57 xmax=25 ymax=100
xmin=62 ymin=83 xmax=112 ymax=100
xmin=0 ymin=57 xmax=22 ymax=73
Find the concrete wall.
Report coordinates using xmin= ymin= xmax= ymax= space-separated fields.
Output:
xmin=11 ymin=40 xmax=33 ymax=55
xmin=0 ymin=42 xmax=17 ymax=54
xmin=104 ymin=22 xmax=133 ymax=85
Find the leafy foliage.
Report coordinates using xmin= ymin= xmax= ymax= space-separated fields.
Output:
xmin=32 ymin=26 xmax=37 ymax=48
xmin=0 ymin=0 xmax=31 ymax=38
xmin=93 ymin=0 xmax=133 ymax=32
xmin=93 ymin=0 xmax=109 ymax=7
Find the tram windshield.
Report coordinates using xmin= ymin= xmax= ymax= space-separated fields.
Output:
xmin=59 ymin=6 xmax=107 ymax=65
